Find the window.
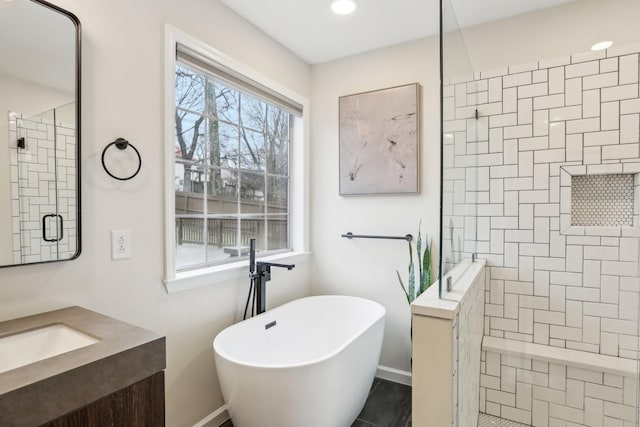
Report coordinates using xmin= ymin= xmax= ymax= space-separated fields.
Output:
xmin=164 ymin=27 xmax=308 ymax=288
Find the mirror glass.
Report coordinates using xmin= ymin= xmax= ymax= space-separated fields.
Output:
xmin=0 ymin=0 xmax=80 ymax=267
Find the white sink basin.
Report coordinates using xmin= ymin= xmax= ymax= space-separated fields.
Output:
xmin=0 ymin=323 xmax=99 ymax=374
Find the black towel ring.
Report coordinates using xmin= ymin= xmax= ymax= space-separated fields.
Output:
xmin=101 ymin=137 xmax=142 ymax=181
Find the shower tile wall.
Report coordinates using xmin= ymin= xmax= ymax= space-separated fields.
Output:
xmin=9 ymin=116 xmax=77 ymax=263
xmin=443 ymin=45 xmax=640 ymax=357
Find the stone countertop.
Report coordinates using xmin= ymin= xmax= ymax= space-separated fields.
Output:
xmin=0 ymin=306 xmax=165 ymax=427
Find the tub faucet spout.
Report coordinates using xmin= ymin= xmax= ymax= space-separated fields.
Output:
xmin=248 ymin=239 xmax=295 ymax=315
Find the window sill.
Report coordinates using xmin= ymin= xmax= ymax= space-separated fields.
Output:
xmin=163 ymin=251 xmax=311 ymax=294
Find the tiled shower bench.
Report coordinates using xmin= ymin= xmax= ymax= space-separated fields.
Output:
xmin=480 ymin=337 xmax=638 ymax=426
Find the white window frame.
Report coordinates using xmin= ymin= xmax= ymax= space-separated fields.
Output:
xmin=163 ymin=25 xmax=310 ymax=293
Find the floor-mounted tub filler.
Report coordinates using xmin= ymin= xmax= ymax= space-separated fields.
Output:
xmin=213 ymin=295 xmax=386 ymax=427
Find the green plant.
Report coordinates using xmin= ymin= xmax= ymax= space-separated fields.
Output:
xmin=396 ymin=221 xmax=433 ymax=304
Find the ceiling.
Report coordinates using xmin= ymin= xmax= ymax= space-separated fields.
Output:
xmin=220 ymin=0 xmax=576 ymax=64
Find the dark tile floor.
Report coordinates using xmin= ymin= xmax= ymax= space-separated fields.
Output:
xmin=219 ymin=378 xmax=412 ymax=427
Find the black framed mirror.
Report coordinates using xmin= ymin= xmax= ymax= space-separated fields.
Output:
xmin=0 ymin=0 xmax=81 ymax=267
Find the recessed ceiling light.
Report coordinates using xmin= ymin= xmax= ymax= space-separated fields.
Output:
xmin=331 ymin=0 xmax=357 ymax=15
xmin=591 ymin=41 xmax=613 ymax=51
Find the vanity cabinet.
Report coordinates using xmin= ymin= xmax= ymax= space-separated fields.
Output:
xmin=41 ymin=372 xmax=165 ymax=427
xmin=0 ymin=307 xmax=166 ymax=427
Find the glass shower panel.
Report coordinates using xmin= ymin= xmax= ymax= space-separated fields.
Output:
xmin=439 ymin=0 xmax=478 ymax=297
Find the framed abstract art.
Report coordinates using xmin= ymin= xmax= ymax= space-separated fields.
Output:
xmin=339 ymin=83 xmax=420 ymax=195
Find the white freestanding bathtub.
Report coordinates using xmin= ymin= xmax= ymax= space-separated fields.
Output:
xmin=213 ymin=295 xmax=386 ymax=427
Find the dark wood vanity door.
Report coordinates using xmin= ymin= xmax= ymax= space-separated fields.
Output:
xmin=40 ymin=371 xmax=165 ymax=427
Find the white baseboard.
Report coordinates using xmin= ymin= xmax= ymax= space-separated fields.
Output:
xmin=376 ymin=365 xmax=412 ymax=386
xmin=193 ymin=405 xmax=229 ymax=427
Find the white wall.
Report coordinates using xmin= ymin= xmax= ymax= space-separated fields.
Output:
xmin=310 ymin=38 xmax=441 ymax=373
xmin=0 ymin=1 xmax=311 ymax=426
xmin=459 ymin=0 xmax=640 ymax=73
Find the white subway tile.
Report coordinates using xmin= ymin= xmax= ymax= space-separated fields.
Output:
xmin=584 ymin=130 xmax=620 ymax=146
xmin=504 ymin=71 xmax=533 ymax=88
xmin=534 ymin=94 xmax=565 ymax=110
xmin=566 ymin=60 xmax=599 ymax=78
xmin=603 ymin=402 xmax=636 ymax=424
xmin=503 ymin=87 xmax=518 ymax=113
xmin=549 ymin=231 xmax=567 ymax=258
xmin=549 ymin=285 xmax=566 ymax=312
xmin=550 ymin=325 xmax=582 ymax=342
xmin=600 ymin=57 xmax=618 ymax=73
xmin=481 ymin=374 xmax=501 ymax=390
xmin=535 ymin=309 xmax=565 ymax=325
xmin=535 ymin=217 xmax=551 ymax=243
xmin=505 ymin=242 xmax=519 ymax=267
xmin=620 ymin=114 xmax=640 ymax=143
xmin=491 ymin=113 xmax=518 ymax=128
xmin=602 ymin=143 xmax=639 ymax=160
xmin=504 ymin=293 xmax=518 ymax=319
xmin=601 ymin=101 xmax=621 ymax=130
xmin=584 ymin=303 xmax=618 ymax=319
xmin=489 ymin=128 xmax=504 ymax=153
xmin=601 ymin=318 xmax=637 ymax=336
xmin=583 ymin=72 xmax=620 ymax=90
xmin=519 ymin=308 xmax=534 ymax=334
xmin=534 ymin=109 xmax=550 ymax=137
xmin=504 ymin=139 xmax=518 ymax=164
xmin=583 ymin=146 xmax=602 ymax=164
xmin=584 ymin=397 xmax=604 ymax=426
xmin=549 ymin=106 xmax=582 ymax=122
xmin=583 ymin=89 xmax=601 ymax=118
xmin=567 ymin=287 xmax=599 ymax=302
xmin=565 ymin=78 xmax=582 ymax=106
xmin=502 ymin=406 xmax=532 ymax=425
xmin=565 ymin=379 xmax=584 ymax=410
xmin=519 ymin=82 xmax=548 ymax=99
xmin=505 ymin=124 xmax=533 ymax=139
xmin=502 ymin=365 xmax=517 ymax=392
xmin=565 ymin=134 xmax=583 ymax=162
xmin=620 ymin=98 xmax=640 ymax=114
xmin=602 ymin=84 xmax=639 ymax=102
xmin=490 ymin=165 xmax=518 ymax=179
xmin=619 ymin=54 xmax=639 ymax=85
xmin=585 ymin=383 xmax=623 ymax=404
xmin=535 ymin=204 xmax=560 ymax=217
xmin=521 ymin=243 xmax=549 ymax=257
xmin=623 ymin=377 xmax=637 ymax=406
xmin=534 ymin=323 xmax=550 ymax=345
xmin=566 ymin=245 xmax=583 ymax=272
xmin=492 ymin=317 xmax=519 ymax=332
xmin=550 ymin=271 xmax=582 ymax=287
xmin=520 ymin=295 xmax=549 ymax=310
xmin=566 ymin=118 xmax=600 ymax=134
xmin=583 ymin=260 xmax=602 ymax=288
xmin=548 ymin=66 xmax=565 ymax=94
xmin=488 ymin=77 xmax=503 ymax=102
xmin=519 ymin=151 xmax=534 ymax=177
xmin=567 ymin=366 xmax=602 ymax=384
xmin=565 ymin=300 xmax=582 ymax=328
xmin=535 ymin=149 xmax=566 ymax=163
xmin=584 ymin=245 xmax=619 ymax=261
xmin=520 ymin=136 xmax=549 ymax=151
xmin=549 ymin=122 xmax=566 ymax=149
xmin=602 ymin=261 xmax=638 ymax=277
xmin=504 ymin=177 xmax=533 ymax=191
xmin=518 ymin=98 xmax=533 ymax=124
xmin=489 ymin=178 xmax=504 ymax=204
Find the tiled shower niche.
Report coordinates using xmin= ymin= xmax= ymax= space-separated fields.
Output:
xmin=559 ymin=165 xmax=640 ymax=235
xmin=571 ymin=174 xmax=634 ymax=227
